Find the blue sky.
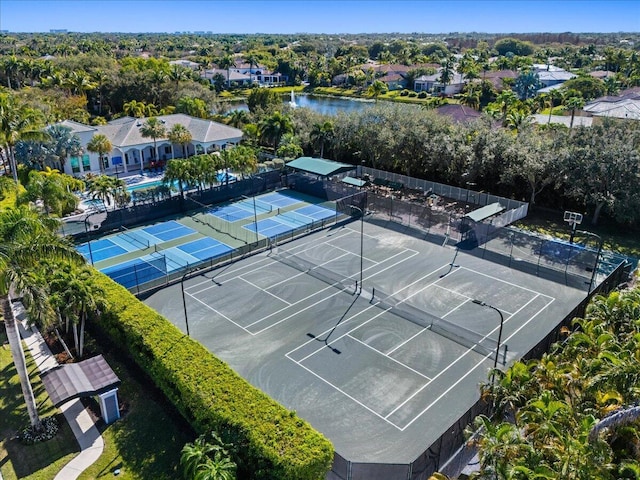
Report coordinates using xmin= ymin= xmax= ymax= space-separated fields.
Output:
xmin=1 ymin=1 xmax=638 ymax=34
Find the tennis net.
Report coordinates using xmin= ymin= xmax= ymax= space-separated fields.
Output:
xmin=372 ymin=288 xmax=504 ymax=360
xmin=271 ymin=248 xmax=356 ymax=291
xmin=242 ymin=195 xmax=273 ymax=213
xmin=120 ymin=226 xmax=150 ymax=249
xmin=279 ymin=210 xmax=313 ymax=226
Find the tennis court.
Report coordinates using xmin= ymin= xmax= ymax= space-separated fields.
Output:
xmin=144 ymin=220 xmax=586 ymax=470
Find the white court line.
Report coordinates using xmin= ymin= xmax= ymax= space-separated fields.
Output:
xmin=458 ymin=265 xmax=555 ymax=300
xmin=346 ymin=333 xmax=432 ymax=381
xmin=186 ymin=291 xmax=253 ymax=334
xmin=246 ymin=247 xmax=419 ymax=331
xmin=187 ymin=230 xmax=355 ymax=292
xmin=285 ymin=355 xmax=403 ymax=429
xmin=290 ymin=262 xmax=451 ymax=361
xmin=396 ymin=293 xmax=545 ymax=430
xmin=238 ymin=277 xmax=292 ymax=306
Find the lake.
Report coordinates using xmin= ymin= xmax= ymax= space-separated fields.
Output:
xmin=223 ymin=93 xmax=377 ymax=116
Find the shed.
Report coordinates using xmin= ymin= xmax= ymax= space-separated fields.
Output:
xmin=464 ymin=202 xmax=505 ymax=223
xmin=41 ymin=354 xmax=122 ymax=424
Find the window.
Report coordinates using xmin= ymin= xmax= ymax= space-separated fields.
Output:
xmin=81 ymin=155 xmax=90 ymax=171
xmin=70 ymin=156 xmax=80 ymax=174
xmin=165 ymin=146 xmax=171 ymax=154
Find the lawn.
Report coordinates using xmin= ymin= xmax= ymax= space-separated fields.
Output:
xmin=0 ymin=329 xmax=79 ymax=480
xmin=0 ymin=326 xmax=193 ymax=480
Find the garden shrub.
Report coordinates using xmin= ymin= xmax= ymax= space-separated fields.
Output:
xmin=418 ymin=91 xmax=428 ymax=99
xmin=408 ymin=91 xmax=418 ymax=97
xmin=92 ymin=273 xmax=333 ymax=480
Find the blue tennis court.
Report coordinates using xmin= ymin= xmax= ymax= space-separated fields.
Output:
xmin=540 ymin=239 xmax=585 ymax=262
xmin=177 ymin=237 xmax=233 ymax=262
xmin=243 ymin=218 xmax=296 ymax=238
xmin=294 ymin=204 xmax=336 ymax=221
xmin=77 ymin=238 xmax=128 ymax=262
xmin=260 ymin=192 xmax=302 ymax=208
xmin=209 ymin=204 xmax=255 ymax=222
xmin=101 ymin=255 xmax=167 ymax=289
xmin=277 ymin=210 xmax=314 ymax=228
xmin=143 ymin=220 xmax=196 ymax=242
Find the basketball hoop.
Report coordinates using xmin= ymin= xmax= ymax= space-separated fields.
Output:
xmin=564 ymin=211 xmax=583 ymax=243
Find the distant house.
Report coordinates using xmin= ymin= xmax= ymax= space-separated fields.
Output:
xmin=532 ymin=114 xmax=593 ymax=128
xmin=414 ymin=72 xmax=465 ymax=95
xmin=169 ymin=59 xmax=201 ymax=70
xmin=532 ymin=64 xmax=576 ymax=88
xmin=583 ymin=87 xmax=640 ymax=120
xmin=203 ymin=60 xmax=286 ymax=87
xmin=58 ymin=114 xmax=243 ymax=177
xmin=589 ymin=70 xmax=616 ymax=80
xmin=435 ymin=104 xmax=482 ymax=123
xmin=479 ymin=69 xmax=518 ymax=91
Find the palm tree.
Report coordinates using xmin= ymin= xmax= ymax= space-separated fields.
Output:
xmin=123 ymin=100 xmax=147 ymax=118
xmin=259 ymin=111 xmax=293 ymax=152
xmin=366 ymin=80 xmax=388 ymax=103
xmin=1 ymin=206 xmax=82 ymax=429
xmin=169 ymin=64 xmax=190 ymax=89
xmin=45 ymin=124 xmax=82 ymax=171
xmin=168 ymin=124 xmax=192 ymax=159
xmin=564 ymin=96 xmax=585 ymax=129
xmin=0 ymin=94 xmax=48 ymax=183
xmin=226 ymin=109 xmax=248 ymax=129
xmin=86 ymin=174 xmax=123 ymax=209
xmin=164 ymin=159 xmax=192 ymax=200
xmin=86 ymin=133 xmax=112 ymax=173
xmin=244 ymin=52 xmax=260 ymax=86
xmin=140 ymin=117 xmax=167 ymax=169
xmin=217 ymin=55 xmax=235 ymax=89
xmin=49 ymin=264 xmax=105 ymax=358
xmin=310 ymin=121 xmax=334 ymax=158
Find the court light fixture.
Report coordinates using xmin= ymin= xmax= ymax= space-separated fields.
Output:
xmin=471 ymin=299 xmax=505 ymax=380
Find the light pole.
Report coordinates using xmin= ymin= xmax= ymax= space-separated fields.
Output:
xmin=350 ymin=205 xmax=364 ymax=293
xmin=574 ymin=230 xmax=603 ymax=294
xmin=84 ymin=215 xmax=95 ymax=265
xmin=472 ymin=299 xmax=505 ymax=382
xmin=181 ymin=271 xmax=190 ymax=337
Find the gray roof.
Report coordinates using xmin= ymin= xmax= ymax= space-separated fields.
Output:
xmin=341 ymin=176 xmax=368 ymax=187
xmin=58 ymin=120 xmax=97 ymax=134
xmin=94 ymin=114 xmax=243 ymax=148
xmin=537 ymin=71 xmax=576 ymax=82
xmin=287 ymin=157 xmax=355 ymax=177
xmin=465 ymin=202 xmax=505 ymax=223
xmin=40 ymin=355 xmax=120 ymax=408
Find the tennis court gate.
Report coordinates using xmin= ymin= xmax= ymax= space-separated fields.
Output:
xmin=329 ymin=258 xmax=633 ymax=480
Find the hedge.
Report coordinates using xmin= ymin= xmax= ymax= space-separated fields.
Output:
xmin=92 ymin=272 xmax=334 ymax=480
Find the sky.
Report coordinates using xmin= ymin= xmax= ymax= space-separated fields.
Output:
xmin=1 ymin=0 xmax=638 ymax=34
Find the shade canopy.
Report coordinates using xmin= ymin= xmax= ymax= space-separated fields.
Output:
xmin=341 ymin=176 xmax=368 ymax=187
xmin=41 ymin=355 xmax=121 ymax=408
xmin=464 ymin=202 xmax=505 ymax=223
xmin=286 ymin=157 xmax=355 ymax=177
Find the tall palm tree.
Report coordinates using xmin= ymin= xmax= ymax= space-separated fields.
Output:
xmin=140 ymin=117 xmax=167 ymax=169
xmin=226 ymin=109 xmax=248 ymax=129
xmin=164 ymin=159 xmax=193 ymax=200
xmin=217 ymin=55 xmax=235 ymax=89
xmin=310 ymin=121 xmax=334 ymax=158
xmin=1 ymin=206 xmax=82 ymax=429
xmin=564 ymin=96 xmax=585 ymax=129
xmin=168 ymin=124 xmax=192 ymax=159
xmin=123 ymin=99 xmax=147 ymax=118
xmin=86 ymin=174 xmax=124 ymax=210
xmin=0 ymin=94 xmax=48 ymax=183
xmin=259 ymin=111 xmax=293 ymax=152
xmin=244 ymin=52 xmax=260 ymax=86
xmin=86 ymin=133 xmax=112 ymax=173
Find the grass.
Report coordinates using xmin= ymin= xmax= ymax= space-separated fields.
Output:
xmin=0 ymin=326 xmax=193 ymax=480
xmin=516 ymin=207 xmax=640 ymax=258
xmin=0 ymin=329 xmax=79 ymax=480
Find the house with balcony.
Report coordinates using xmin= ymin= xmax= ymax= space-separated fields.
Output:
xmin=58 ymin=114 xmax=243 ymax=177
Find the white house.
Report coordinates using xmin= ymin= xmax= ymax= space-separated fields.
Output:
xmin=169 ymin=59 xmax=201 ymax=70
xmin=202 ymin=60 xmax=287 ymax=87
xmin=59 ymin=114 xmax=243 ymax=177
xmin=414 ymin=72 xmax=466 ymax=95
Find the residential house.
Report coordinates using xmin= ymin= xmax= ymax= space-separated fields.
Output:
xmin=169 ymin=59 xmax=201 ymax=70
xmin=435 ymin=104 xmax=482 ymax=123
xmin=532 ymin=64 xmax=576 ymax=88
xmin=414 ymin=72 xmax=465 ymax=96
xmin=58 ymin=114 xmax=243 ymax=177
xmin=478 ymin=70 xmax=518 ymax=91
xmin=583 ymin=87 xmax=640 ymax=120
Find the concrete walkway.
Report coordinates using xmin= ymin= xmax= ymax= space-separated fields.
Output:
xmin=13 ymin=301 xmax=104 ymax=480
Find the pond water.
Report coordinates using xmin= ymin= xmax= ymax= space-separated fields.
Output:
xmin=223 ymin=94 xmax=377 ymax=116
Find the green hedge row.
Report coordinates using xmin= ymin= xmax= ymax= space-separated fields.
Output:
xmin=93 ymin=272 xmax=334 ymax=480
